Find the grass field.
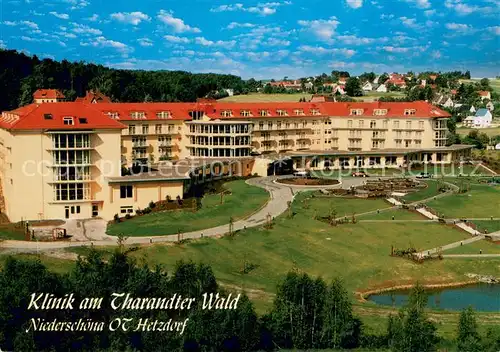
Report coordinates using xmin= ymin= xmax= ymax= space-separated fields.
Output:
xmin=457 ymin=126 xmax=500 ymax=137
xmin=106 ymin=180 xmax=269 ymax=236
xmin=358 ymin=209 xmax=425 ymax=220
xmin=219 ymin=93 xmax=312 ymax=102
xmin=472 ymin=220 xmax=500 ymax=233
xmin=425 ymin=184 xmax=500 ymax=219
xmin=461 ymin=78 xmax=500 ymax=94
xmin=402 ymin=180 xmax=442 ymax=202
xmin=353 ymin=91 xmax=405 ymax=102
xmin=442 ymin=238 xmax=500 ymax=255
xmin=0 ymin=224 xmax=26 ymax=240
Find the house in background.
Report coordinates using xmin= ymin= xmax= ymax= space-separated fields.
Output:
xmin=486 ymin=101 xmax=495 ymax=111
xmin=33 ymin=89 xmax=66 ymax=103
xmin=463 ymin=108 xmax=493 ymax=128
xmin=75 ymin=90 xmax=112 ymax=104
xmin=224 ymin=89 xmax=234 ymax=97
xmin=470 ymin=105 xmax=476 ymax=113
xmin=376 ymin=84 xmax=388 ymax=93
xmin=362 ymin=82 xmax=374 ymax=91
xmin=479 ymin=91 xmax=492 ymax=101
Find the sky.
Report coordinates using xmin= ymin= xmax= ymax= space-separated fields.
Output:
xmin=0 ymin=0 xmax=499 ymax=79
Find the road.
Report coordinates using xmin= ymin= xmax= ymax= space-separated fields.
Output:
xmin=0 ymin=176 xmax=363 ymax=252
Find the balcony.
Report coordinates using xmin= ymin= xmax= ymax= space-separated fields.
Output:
xmin=132 ymin=143 xmax=147 ymax=148
xmin=51 ymin=174 xmax=93 ymax=183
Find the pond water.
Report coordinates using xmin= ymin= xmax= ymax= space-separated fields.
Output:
xmin=368 ymin=284 xmax=500 ymax=312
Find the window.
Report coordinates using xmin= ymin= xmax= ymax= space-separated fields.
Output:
xmin=54 ymin=183 xmax=89 ymax=201
xmin=130 ymin=111 xmax=145 ymax=119
xmin=347 ymin=120 xmax=353 ymax=128
xmin=405 ymin=140 xmax=411 ymax=148
xmin=155 ymin=124 xmax=162 ymax=134
xmin=418 ymin=121 xmax=424 ymax=129
xmin=120 ymin=185 xmax=133 ymax=199
xmin=259 ymin=110 xmax=269 ymax=117
xmin=414 ymin=140 xmax=422 ymax=147
xmin=120 ymin=206 xmax=134 ymax=214
xmin=277 ymin=109 xmax=288 ymax=116
xmin=358 ymin=120 xmax=364 ymax=128
xmin=241 ymin=110 xmax=251 ymax=117
xmin=220 ymin=110 xmax=232 ymax=117
xmin=374 ymin=109 xmax=387 ymax=116
xmin=142 ymin=124 xmax=149 ymax=135
xmin=129 ymin=125 xmax=136 ymax=135
xmin=395 ymin=139 xmax=402 ymax=147
xmin=294 ymin=109 xmax=305 ymax=116
xmin=383 ymin=120 xmax=388 ymax=128
xmin=393 ymin=120 xmax=400 ymax=128
xmin=350 ymin=109 xmax=364 ymax=115
xmin=310 ymin=109 xmax=320 ymax=115
xmin=259 ymin=122 xmax=264 ymax=130
xmin=156 ymin=111 xmax=171 ymax=119
xmin=406 ymin=121 xmax=412 ymax=129
xmin=370 ymin=120 xmax=376 ymax=128
xmin=404 ymin=109 xmax=416 ymax=115
xmin=44 ymin=113 xmax=53 ymax=120
xmin=63 ymin=117 xmax=74 ymax=125
xmin=78 ymin=118 xmax=88 ymax=124
xmin=107 ymin=112 xmax=119 ymax=119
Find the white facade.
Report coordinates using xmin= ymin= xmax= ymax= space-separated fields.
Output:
xmin=377 ymin=85 xmax=388 ymax=93
xmin=362 ymin=82 xmax=373 ymax=91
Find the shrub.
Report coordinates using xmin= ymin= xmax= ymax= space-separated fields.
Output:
xmin=125 ymin=213 xmax=132 ymax=220
xmin=142 ymin=207 xmax=152 ymax=214
xmin=166 ymin=195 xmax=172 ymax=202
xmin=113 ymin=214 xmax=120 ymax=223
xmin=136 ymin=209 xmax=143 ymax=216
xmin=149 ymin=201 xmax=156 ymax=209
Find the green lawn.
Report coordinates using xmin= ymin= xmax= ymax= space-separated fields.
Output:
xmin=460 ymin=78 xmax=500 ymax=94
xmin=0 ymin=253 xmax=75 ymax=274
xmin=0 ymin=224 xmax=26 ymax=240
xmin=457 ymin=127 xmax=500 ymax=137
xmin=402 ymin=180 xmax=442 ymax=203
xmin=472 ymin=220 xmax=500 ymax=233
xmin=106 ymin=180 xmax=269 ymax=236
xmin=353 ymin=91 xmax=405 ymax=102
xmin=405 ymin=164 xmax=494 ymax=177
xmin=358 ymin=209 xmax=425 ymax=220
xmin=442 ymin=239 xmax=500 ymax=255
xmin=219 ymin=93 xmax=312 ymax=102
xmin=425 ymin=184 xmax=500 ymax=218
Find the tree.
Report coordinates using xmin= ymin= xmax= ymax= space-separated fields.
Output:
xmin=457 ymin=306 xmax=482 ymax=352
xmin=345 ymin=77 xmax=362 ymax=97
xmin=387 ymin=284 xmax=438 ymax=352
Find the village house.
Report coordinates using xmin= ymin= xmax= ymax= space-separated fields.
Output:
xmin=463 ymin=108 xmax=493 ymax=128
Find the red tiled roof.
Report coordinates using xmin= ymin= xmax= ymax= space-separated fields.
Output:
xmin=0 ymin=103 xmax=125 ymax=130
xmin=76 ymin=90 xmax=112 ymax=104
xmin=33 ymin=89 xmax=65 ymax=99
xmin=90 ymin=102 xmax=202 ymax=121
xmin=479 ymin=91 xmax=490 ymax=96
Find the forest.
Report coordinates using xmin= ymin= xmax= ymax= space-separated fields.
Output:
xmin=1 ymin=246 xmax=499 ymax=352
xmin=0 ymin=49 xmax=257 ymax=112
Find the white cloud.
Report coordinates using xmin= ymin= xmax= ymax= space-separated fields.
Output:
xmin=399 ymin=17 xmax=425 ymax=30
xmin=86 ymin=14 xmax=99 ymax=22
xmin=431 ymin=50 xmax=442 ymax=59
xmin=2 ymin=21 xmax=17 ymax=26
xmin=383 ymin=46 xmax=410 ymax=53
xmin=56 ymin=31 xmax=77 ymax=38
xmin=487 ymin=26 xmax=500 ymax=35
xmin=444 ymin=0 xmax=495 ymax=15
xmin=329 ymin=61 xmax=357 ymax=69
xmin=64 ymin=0 xmax=89 ymax=10
xmin=424 ymin=9 xmax=436 ymax=16
xmin=226 ymin=22 xmax=255 ymax=29
xmin=298 ymin=17 xmax=340 ymax=41
xmin=110 ymin=12 xmax=150 ymax=25
xmin=49 ymin=12 xmax=70 ymax=20
xmin=263 ymin=38 xmax=291 ymax=46
xmin=164 ymin=35 xmax=190 ymax=43
xmin=195 ymin=36 xmax=236 ymax=48
xmin=401 ymin=0 xmax=431 ymax=9
xmin=380 ymin=14 xmax=394 ymax=20
xmin=157 ymin=10 xmax=201 ymax=33
xmin=71 ymin=23 xmax=102 ymax=35
xmin=2 ymin=20 xmax=39 ymax=30
xmin=346 ymin=0 xmax=363 ymax=9
xmin=446 ymin=22 xmax=475 ymax=34
xmin=81 ymin=36 xmax=132 ymax=54
xmin=337 ymin=35 xmax=388 ymax=45
xmin=298 ymin=45 xmax=356 ymax=57
xmin=210 ymin=2 xmax=292 ymax=16
xmin=138 ymin=38 xmax=153 ymax=47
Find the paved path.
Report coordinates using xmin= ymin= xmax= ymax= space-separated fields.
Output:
xmin=386 ymin=198 xmax=402 ymax=206
xmin=443 ymin=254 xmax=500 ymax=258
xmin=417 ymin=235 xmax=487 ymax=258
xmin=455 ymin=222 xmax=482 ymax=236
xmin=0 ymin=176 xmax=365 ymax=252
xmin=416 ymin=208 xmax=439 ymax=220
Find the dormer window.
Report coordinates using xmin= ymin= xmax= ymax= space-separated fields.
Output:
xmin=241 ymin=110 xmax=251 ymax=117
xmin=44 ymin=113 xmax=53 ymax=120
xmin=404 ymin=109 xmax=416 ymax=115
xmin=259 ymin=110 xmax=269 ymax=117
xmin=310 ymin=109 xmax=320 ymax=116
xmin=130 ymin=111 xmax=146 ymax=119
xmin=79 ymin=117 xmax=88 ymax=124
xmin=220 ymin=110 xmax=233 ymax=117
xmin=350 ymin=109 xmax=364 ymax=116
xmin=277 ymin=109 xmax=288 ymax=116
xmin=189 ymin=110 xmax=204 ymax=120
xmin=293 ymin=109 xmax=305 ymax=116
xmin=63 ymin=117 xmax=74 ymax=125
xmin=156 ymin=111 xmax=171 ymax=119
xmin=107 ymin=112 xmax=119 ymax=119
xmin=374 ymin=109 xmax=387 ymax=116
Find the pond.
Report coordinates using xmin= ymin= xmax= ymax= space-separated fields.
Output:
xmin=368 ymin=284 xmax=500 ymax=312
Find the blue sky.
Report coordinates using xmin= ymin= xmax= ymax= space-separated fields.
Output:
xmin=0 ymin=0 xmax=499 ymax=79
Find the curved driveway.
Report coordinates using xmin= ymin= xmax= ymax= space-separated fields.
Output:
xmin=1 ymin=176 xmax=364 ymax=252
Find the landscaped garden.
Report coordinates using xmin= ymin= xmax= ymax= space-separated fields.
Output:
xmin=106 ymin=180 xmax=269 ymax=236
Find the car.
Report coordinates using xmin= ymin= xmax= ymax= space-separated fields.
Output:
xmin=416 ymin=172 xmax=432 ymax=179
xmin=352 ymin=171 xmax=368 ymax=177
